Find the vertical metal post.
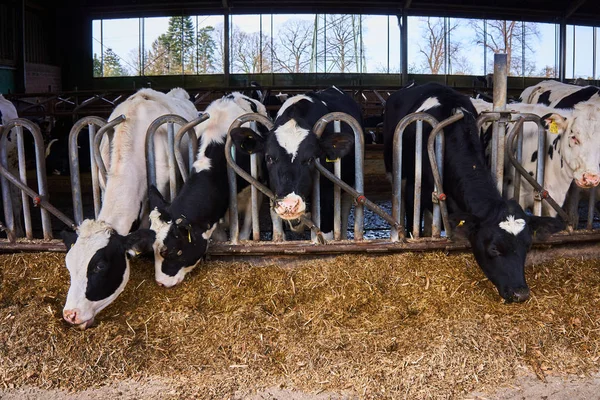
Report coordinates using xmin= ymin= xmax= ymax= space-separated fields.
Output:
xmin=311 ymin=165 xmax=321 ymax=242
xmin=412 ymin=120 xmax=423 ymax=239
xmin=250 ymin=121 xmax=260 ymax=241
xmin=483 ymin=20 xmax=487 ymax=76
xmin=387 ymin=16 xmax=390 ymax=73
xmin=533 ymin=120 xmax=547 ymax=216
xmin=431 ymin=132 xmax=444 ymax=238
xmin=354 ymin=119 xmax=365 ymax=241
xmin=492 ymin=53 xmax=507 ymax=194
xmin=559 ymin=19 xmax=567 ymax=82
xmin=224 ymin=12 xmax=230 ymax=84
xmin=572 ymin=25 xmax=576 ymax=79
xmin=167 ymin=122 xmax=177 ymax=201
xmin=15 ymin=125 xmax=32 ymax=239
xmin=227 ymin=145 xmax=239 ymax=244
xmin=391 ymin=128 xmax=403 ymax=242
xmin=89 ymin=124 xmax=102 ymax=219
xmin=593 ymin=27 xmax=597 ymax=80
xmin=0 ymin=134 xmax=15 ymax=237
xmin=400 ymin=12 xmax=408 ymax=85
xmin=587 ymin=189 xmax=596 ymax=230
xmin=333 ymin=120 xmax=342 ymax=240
xmin=512 ymin=119 xmax=524 ymax=202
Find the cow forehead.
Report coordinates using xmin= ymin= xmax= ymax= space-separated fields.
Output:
xmin=273 ymin=119 xmax=311 ymax=162
xmin=66 ymin=229 xmax=112 ymax=277
xmin=149 ymin=208 xmax=172 ymax=244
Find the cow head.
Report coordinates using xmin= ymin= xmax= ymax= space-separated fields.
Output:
xmin=61 ymin=220 xmax=155 ymax=329
xmin=543 ymin=108 xmax=600 ymax=188
xmin=146 ymin=186 xmax=216 ymax=287
xmin=451 ymin=200 xmax=564 ymax=303
xmin=231 ymin=119 xmax=354 ymax=222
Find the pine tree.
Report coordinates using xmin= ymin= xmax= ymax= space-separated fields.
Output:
xmin=162 ymin=16 xmax=196 ymax=73
xmin=144 ymin=34 xmax=173 ymax=75
xmin=93 ymin=53 xmax=102 ymax=77
xmin=196 ymin=26 xmax=216 ymax=73
xmin=102 ymin=48 xmax=127 ymax=77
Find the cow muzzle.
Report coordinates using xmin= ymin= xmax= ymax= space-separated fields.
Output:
xmin=575 ymin=172 xmax=600 ymax=188
xmin=63 ymin=308 xmax=95 ymax=330
xmin=273 ymin=193 xmax=306 ymax=220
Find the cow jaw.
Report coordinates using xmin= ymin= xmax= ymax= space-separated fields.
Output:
xmin=155 ymin=259 xmax=199 ymax=288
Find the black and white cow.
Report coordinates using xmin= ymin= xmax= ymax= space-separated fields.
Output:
xmin=250 ymin=82 xmax=289 ymax=119
xmin=383 ymin=83 xmax=563 ymax=303
xmin=472 ymin=99 xmax=600 ymax=216
xmin=231 ymin=86 xmax=362 ymax=240
xmin=0 ymin=94 xmax=24 ymax=237
xmin=519 ymin=80 xmax=600 ymax=108
xmin=60 ymin=87 xmax=198 ymax=329
xmin=139 ymin=92 xmax=268 ymax=287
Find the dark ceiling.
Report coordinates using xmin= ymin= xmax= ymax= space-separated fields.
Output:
xmin=51 ymin=0 xmax=599 ymax=26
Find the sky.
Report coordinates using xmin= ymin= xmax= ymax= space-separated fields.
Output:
xmin=92 ymin=14 xmax=600 ymax=79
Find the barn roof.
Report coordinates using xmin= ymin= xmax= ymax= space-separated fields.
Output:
xmin=51 ymin=0 xmax=598 ymax=26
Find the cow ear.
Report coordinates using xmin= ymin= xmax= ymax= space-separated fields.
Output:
xmin=447 ymin=212 xmax=480 ymax=239
xmin=61 ymin=230 xmax=78 ymax=251
xmin=527 ymin=215 xmax=565 ymax=240
xmin=540 ymin=113 xmax=568 ymax=135
xmin=123 ymin=229 xmax=156 ymax=257
xmin=230 ymin=127 xmax=266 ymax=155
xmin=319 ymin=132 xmax=354 ymax=160
xmin=148 ymin=185 xmax=169 ymax=210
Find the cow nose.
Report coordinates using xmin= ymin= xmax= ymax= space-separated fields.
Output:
xmin=274 ymin=197 xmax=300 ymax=213
xmin=510 ymin=287 xmax=530 ymax=303
xmin=63 ymin=308 xmax=81 ymax=324
xmin=582 ymin=173 xmax=600 ymax=187
xmin=156 ymin=281 xmax=165 ymax=287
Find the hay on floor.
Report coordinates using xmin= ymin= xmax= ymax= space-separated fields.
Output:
xmin=1 ymin=250 xmax=599 ymax=398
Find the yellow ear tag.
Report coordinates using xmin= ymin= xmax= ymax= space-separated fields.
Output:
xmin=457 ymin=220 xmax=465 ymax=227
xmin=70 ymin=244 xmax=74 ymax=248
xmin=549 ymin=121 xmax=559 ymax=134
xmin=326 ymin=157 xmax=340 ymax=163
xmin=188 ymin=230 xmax=191 ymax=243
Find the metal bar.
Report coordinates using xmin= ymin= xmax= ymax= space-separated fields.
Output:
xmin=0 ymin=127 xmax=15 ymax=239
xmin=93 ymin=114 xmax=126 ymax=182
xmin=391 ymin=112 xmax=440 ymax=241
xmin=174 ymin=113 xmax=206 ymax=181
xmin=426 ymin=112 xmax=465 ymax=240
xmin=431 ymin=131 xmax=444 ymax=238
xmin=512 ymin=120 xmax=524 ymax=202
xmin=312 ymin=162 xmax=321 ymax=242
xmin=16 ymin=125 xmax=32 ymax=239
xmin=505 ymin=117 xmax=571 ymax=225
xmin=227 ymin=143 xmax=239 ymax=244
xmin=333 ymin=120 xmax=341 ymax=240
xmin=413 ymin=120 xmax=423 ymax=239
xmin=533 ymin=116 xmax=547 ymax=217
xmin=250 ymin=122 xmax=260 ymax=241
xmin=587 ymin=188 xmax=596 ymax=230
xmin=493 ymin=53 xmax=508 ymax=194
xmin=89 ymin=124 xmax=102 ymax=219
xmin=167 ymin=122 xmax=177 ymax=201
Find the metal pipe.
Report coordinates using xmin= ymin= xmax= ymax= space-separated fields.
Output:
xmin=174 ymin=113 xmax=207 ymax=181
xmin=167 ymin=122 xmax=177 ymax=201
xmin=391 ymin=112 xmax=440 ymax=241
xmin=333 ymin=120 xmax=341 ymax=240
xmin=587 ymin=188 xmax=596 ymax=230
xmin=16 ymin=125 xmax=32 ymax=239
xmin=312 ymin=112 xmax=365 ymax=240
xmin=505 ymin=117 xmax=571 ymax=224
xmin=250 ymin=121 xmax=260 ymax=241
xmin=0 ymin=127 xmax=15 ymax=238
xmin=492 ymin=53 xmax=508 ymax=194
xmin=413 ymin=120 xmax=423 ymax=239
xmin=228 ymin=141 xmax=239 ymax=244
xmin=533 ymin=116 xmax=547 ymax=217
xmin=69 ymin=117 xmax=106 ymax=225
xmin=93 ymin=114 xmax=126 ymax=182
xmin=426 ymin=111 xmax=465 ymax=240
xmin=431 ymin=130 xmax=444 ymax=238
xmin=312 ymin=162 xmax=321 ymax=242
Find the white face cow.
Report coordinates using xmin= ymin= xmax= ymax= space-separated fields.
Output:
xmin=61 ymin=221 xmax=154 ymax=329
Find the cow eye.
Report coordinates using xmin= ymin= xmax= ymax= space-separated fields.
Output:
xmin=92 ymin=262 xmax=106 ymax=274
xmin=266 ymin=155 xmax=276 ymax=165
xmin=570 ymin=135 xmax=580 ymax=146
xmin=159 ymin=247 xmax=168 ymax=258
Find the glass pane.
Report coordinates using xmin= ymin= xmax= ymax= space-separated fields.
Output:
xmin=529 ymin=23 xmax=557 ymax=78
xmin=193 ymin=15 xmax=223 ymax=74
xmin=388 ymin=16 xmax=400 ymax=73
xmin=574 ymin=25 xmax=593 ymax=79
xmin=450 ymin=18 xmax=481 ymax=75
xmin=92 ymin=18 xmax=139 ymax=77
xmin=142 ymin=16 xmax=170 ymax=76
xmin=362 ymin=15 xmax=388 ymax=73
xmin=596 ymin=27 xmax=599 ymax=79
xmin=92 ymin=20 xmax=102 ymax=77
xmin=271 ymin=14 xmax=315 ymax=73
xmin=566 ymin=25 xmax=574 ymax=79
xmin=407 ymin=16 xmax=423 ymax=73
xmin=321 ymin=14 xmax=363 ymax=73
xmin=230 ymin=14 xmax=265 ymax=73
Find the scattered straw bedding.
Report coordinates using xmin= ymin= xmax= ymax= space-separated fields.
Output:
xmin=1 ymin=251 xmax=600 ymax=399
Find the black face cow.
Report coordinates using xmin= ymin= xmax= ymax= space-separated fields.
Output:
xmin=383 ymin=82 xmax=564 ymax=302
xmin=231 ymin=86 xmax=362 ymax=239
xmin=140 ymin=92 xmax=268 ymax=287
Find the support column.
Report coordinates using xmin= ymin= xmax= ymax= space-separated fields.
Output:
xmin=15 ymin=0 xmax=26 ymax=93
xmin=559 ymin=19 xmax=567 ymax=82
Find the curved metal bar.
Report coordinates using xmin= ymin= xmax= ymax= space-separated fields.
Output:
xmin=312 ymin=112 xmax=365 ymax=240
xmin=1 ymin=118 xmax=64 ymax=238
xmin=69 ymin=116 xmax=107 ymax=225
xmin=427 ymin=111 xmax=465 ymax=240
xmin=0 ymin=125 xmax=15 ymax=239
xmin=93 ymin=114 xmax=126 ymax=182
xmin=174 ymin=113 xmax=209 ymax=181
xmin=506 ymin=117 xmax=571 ymax=224
xmin=391 ymin=112 xmax=440 ymax=241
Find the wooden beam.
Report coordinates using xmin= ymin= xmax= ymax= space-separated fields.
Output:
xmin=565 ymin=0 xmax=587 ymax=18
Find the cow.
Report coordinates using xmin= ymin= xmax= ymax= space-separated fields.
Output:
xmin=44 ymin=116 xmax=94 ymax=176
xmin=249 ymin=81 xmax=288 ymax=119
xmin=136 ymin=92 xmax=268 ymax=287
xmin=0 ymin=94 xmax=24 ymax=237
xmin=519 ymin=80 xmax=600 ymax=108
xmin=231 ymin=86 xmax=363 ymax=240
xmin=471 ymin=99 xmax=600 ymax=217
xmin=383 ymin=83 xmax=563 ymax=303
xmin=59 ymin=87 xmax=199 ymax=329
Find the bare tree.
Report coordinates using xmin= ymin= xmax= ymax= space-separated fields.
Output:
xmin=417 ymin=17 xmax=462 ymax=74
xmin=231 ymin=29 xmax=271 ymax=73
xmin=273 ymin=19 xmax=313 ymax=73
xmin=321 ymin=14 xmax=365 ymax=73
xmin=538 ymin=65 xmax=557 ymax=78
xmin=470 ymin=20 xmax=541 ymax=76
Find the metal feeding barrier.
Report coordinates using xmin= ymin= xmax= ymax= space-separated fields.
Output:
xmin=145 ymin=113 xmax=208 ymax=199
xmin=0 ymin=118 xmax=75 ymax=243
